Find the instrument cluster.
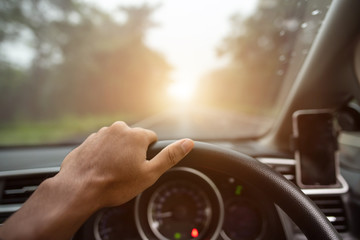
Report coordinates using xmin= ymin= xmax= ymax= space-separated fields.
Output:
xmin=90 ymin=167 xmax=278 ymax=240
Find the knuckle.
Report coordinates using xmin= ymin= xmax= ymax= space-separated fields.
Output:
xmin=98 ymin=127 xmax=108 ymax=133
xmin=130 ymin=127 xmax=144 ymax=136
xmin=132 ymin=127 xmax=145 ymax=132
xmin=109 ymin=121 xmax=129 ymax=133
xmin=130 ymin=128 xmax=155 ymax=144
xmin=83 ymin=132 xmax=96 ymax=143
xmin=88 ymin=132 xmax=96 ymax=138
xmin=128 ymin=128 xmax=144 ymax=141
xmin=111 ymin=121 xmax=128 ymax=129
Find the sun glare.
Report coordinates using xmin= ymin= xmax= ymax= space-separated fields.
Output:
xmin=167 ymin=81 xmax=195 ymax=102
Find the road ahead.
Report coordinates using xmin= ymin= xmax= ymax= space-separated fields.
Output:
xmin=132 ymin=106 xmax=272 ymax=140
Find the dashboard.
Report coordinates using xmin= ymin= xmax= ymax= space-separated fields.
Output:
xmin=0 ymin=145 xmax=352 ymax=240
xmin=76 ymin=165 xmax=284 ymax=240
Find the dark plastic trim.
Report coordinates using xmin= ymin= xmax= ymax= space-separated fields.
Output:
xmin=148 ymin=141 xmax=342 ymax=240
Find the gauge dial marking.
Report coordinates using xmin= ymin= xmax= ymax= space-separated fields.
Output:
xmin=148 ymin=180 xmax=212 ymax=239
xmin=155 ymin=211 xmax=173 ymax=218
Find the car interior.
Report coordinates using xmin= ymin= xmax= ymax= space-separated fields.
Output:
xmin=1 ymin=0 xmax=360 ymax=239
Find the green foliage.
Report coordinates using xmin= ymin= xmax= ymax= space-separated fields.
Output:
xmin=0 ymin=0 xmax=171 ymax=144
xmin=0 ymin=63 xmax=26 ymax=120
xmin=0 ymin=113 xmax=135 ymax=146
xmin=0 ymin=0 xmax=170 ymax=120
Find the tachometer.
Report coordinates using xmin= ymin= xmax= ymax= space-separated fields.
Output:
xmin=94 ymin=201 xmax=140 ymax=240
xmin=221 ymin=199 xmax=262 ymax=240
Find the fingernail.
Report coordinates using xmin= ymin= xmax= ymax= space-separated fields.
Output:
xmin=181 ymin=139 xmax=194 ymax=154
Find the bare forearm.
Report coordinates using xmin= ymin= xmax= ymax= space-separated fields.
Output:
xmin=0 ymin=122 xmax=194 ymax=240
xmin=0 ymin=175 xmax=98 ymax=240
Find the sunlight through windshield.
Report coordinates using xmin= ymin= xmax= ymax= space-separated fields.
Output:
xmin=0 ymin=0 xmax=331 ymax=145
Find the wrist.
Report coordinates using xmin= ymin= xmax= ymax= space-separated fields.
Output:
xmin=48 ymin=171 xmax=102 ymax=215
xmin=38 ymin=174 xmax=101 ymax=239
xmin=33 ymin=173 xmax=101 ymax=239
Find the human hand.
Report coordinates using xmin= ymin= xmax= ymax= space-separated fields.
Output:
xmin=0 ymin=122 xmax=194 ymax=240
xmin=57 ymin=121 xmax=194 ymax=209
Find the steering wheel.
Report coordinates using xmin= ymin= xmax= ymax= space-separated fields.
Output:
xmin=147 ymin=141 xmax=341 ymax=240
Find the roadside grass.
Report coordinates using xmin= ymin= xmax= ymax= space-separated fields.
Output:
xmin=0 ymin=114 xmax=135 ymax=146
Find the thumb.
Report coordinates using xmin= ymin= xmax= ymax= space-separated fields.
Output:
xmin=148 ymin=139 xmax=194 ymax=175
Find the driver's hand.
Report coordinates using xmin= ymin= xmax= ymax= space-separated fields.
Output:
xmin=0 ymin=122 xmax=194 ymax=240
xmin=58 ymin=121 xmax=194 ymax=208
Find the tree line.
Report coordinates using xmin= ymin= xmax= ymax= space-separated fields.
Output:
xmin=0 ymin=0 xmax=170 ymax=122
xmin=0 ymin=0 xmax=307 ymax=124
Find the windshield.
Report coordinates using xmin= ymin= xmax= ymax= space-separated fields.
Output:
xmin=0 ymin=0 xmax=331 ymax=145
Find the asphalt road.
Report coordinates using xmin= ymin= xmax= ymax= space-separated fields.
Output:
xmin=132 ymin=106 xmax=272 ymax=140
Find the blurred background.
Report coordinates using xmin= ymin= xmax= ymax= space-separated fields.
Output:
xmin=0 ymin=0 xmax=321 ymax=145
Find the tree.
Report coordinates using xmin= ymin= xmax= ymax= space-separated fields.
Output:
xmin=0 ymin=1 xmax=171 ymax=122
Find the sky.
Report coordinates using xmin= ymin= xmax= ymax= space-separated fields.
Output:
xmin=1 ymin=0 xmax=258 ymax=101
xmin=87 ymin=0 xmax=258 ymax=101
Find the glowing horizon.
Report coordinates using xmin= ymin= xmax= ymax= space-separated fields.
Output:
xmin=88 ymin=0 xmax=258 ymax=102
xmin=2 ymin=0 xmax=258 ymax=103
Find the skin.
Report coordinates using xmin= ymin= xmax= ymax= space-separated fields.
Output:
xmin=0 ymin=121 xmax=194 ymax=240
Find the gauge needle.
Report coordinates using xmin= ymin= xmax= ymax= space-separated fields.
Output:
xmin=156 ymin=211 xmax=173 ymax=218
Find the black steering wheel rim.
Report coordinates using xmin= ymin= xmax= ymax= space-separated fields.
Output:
xmin=147 ymin=140 xmax=341 ymax=240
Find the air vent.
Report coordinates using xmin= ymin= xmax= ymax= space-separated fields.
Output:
xmin=269 ymin=163 xmax=296 ymax=183
xmin=1 ymin=173 xmax=55 ymax=205
xmin=258 ymin=158 xmax=296 ymax=183
xmin=309 ymin=195 xmax=348 ymax=233
xmin=0 ymin=211 xmax=14 ymax=224
xmin=258 ymin=158 xmax=349 ymax=233
xmin=0 ymin=168 xmax=59 ymax=224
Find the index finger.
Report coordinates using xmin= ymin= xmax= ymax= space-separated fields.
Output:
xmin=132 ymin=127 xmax=158 ymax=145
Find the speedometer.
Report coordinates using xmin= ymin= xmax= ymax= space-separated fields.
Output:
xmin=147 ymin=180 xmax=212 ymax=239
xmin=135 ymin=167 xmax=224 ymax=240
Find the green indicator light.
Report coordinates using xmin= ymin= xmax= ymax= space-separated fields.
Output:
xmin=174 ymin=232 xmax=181 ymax=239
xmin=235 ymin=185 xmax=243 ymax=196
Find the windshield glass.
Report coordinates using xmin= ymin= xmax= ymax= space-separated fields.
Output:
xmin=0 ymin=0 xmax=331 ymax=145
